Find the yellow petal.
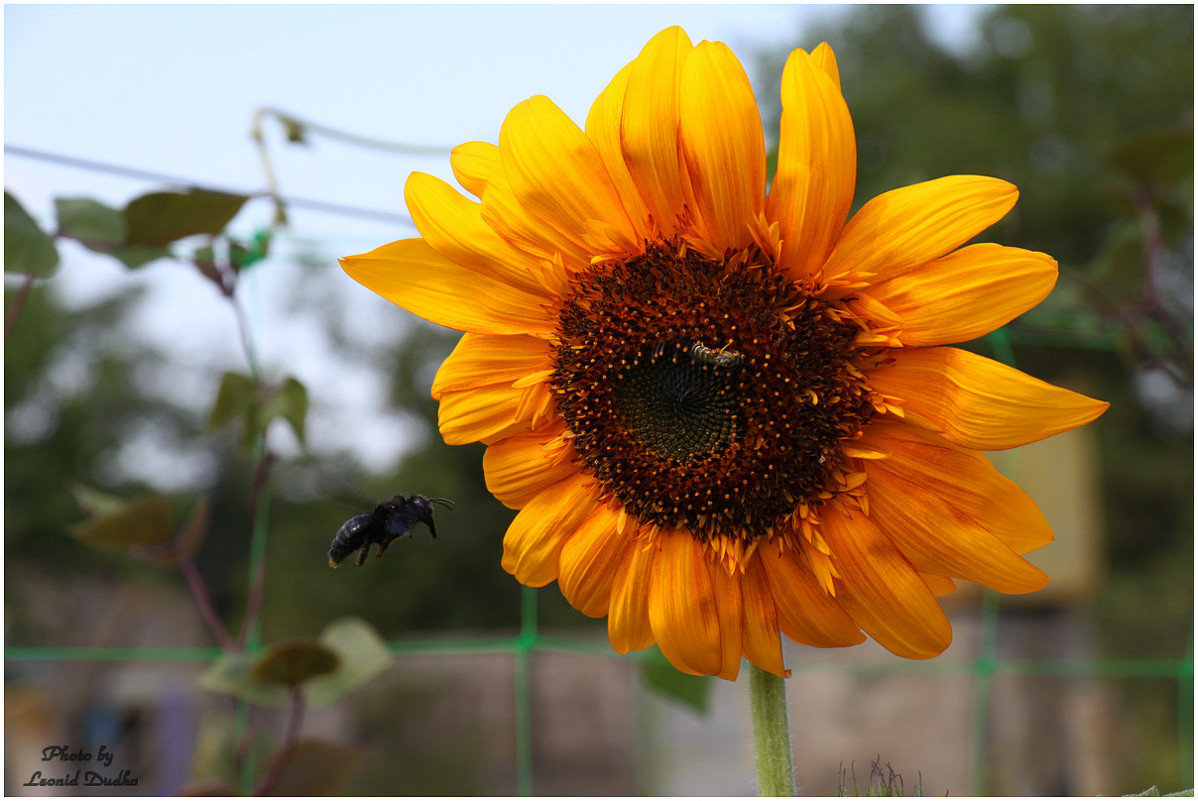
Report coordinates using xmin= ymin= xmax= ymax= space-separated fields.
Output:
xmin=871 ymin=244 xmax=1058 ymax=346
xmin=450 ymin=140 xmax=503 ymax=199
xmin=406 ymin=172 xmax=564 ymax=297
xmin=499 ymin=94 xmax=637 ymax=258
xmin=619 ymin=26 xmax=694 ymax=237
xmin=809 ymin=42 xmax=841 ymax=89
xmin=501 ymin=471 xmax=599 ymax=587
xmin=707 ymin=559 xmax=745 ymax=680
xmin=559 ymin=506 xmax=630 ymax=618
xmin=678 ymin=40 xmax=767 ymax=252
xmin=585 ymin=61 xmax=652 ymax=242
xmin=822 ymin=502 xmax=953 ymax=659
xmin=869 ymin=347 xmax=1109 ymax=450
xmin=741 ymin=557 xmax=789 ymax=677
xmin=767 ymin=45 xmax=855 ymax=280
xmin=431 ymin=332 xmax=553 ymax=401
xmin=648 ymin=531 xmax=722 ymax=676
xmin=340 ymin=238 xmax=556 ymax=337
xmin=920 ymin=573 xmax=957 ymax=597
xmin=483 ymin=421 xmax=576 ymax=510
xmin=608 ymin=535 xmax=657 ymax=654
xmin=860 ymin=421 xmax=1052 ymax=555
xmin=480 ymin=172 xmax=592 ymax=268
xmin=865 ymin=461 xmax=1049 ymax=593
xmin=437 ymin=383 xmax=528 ymax=446
xmin=757 ymin=538 xmax=865 ymax=648
xmin=824 ymin=176 xmax=1019 ymax=282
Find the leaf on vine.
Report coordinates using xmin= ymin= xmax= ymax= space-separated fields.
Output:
xmin=305 ymin=617 xmax=392 ymax=706
xmin=263 ymin=377 xmax=308 ymax=446
xmin=123 ymin=188 xmax=249 ymax=248
xmin=5 ymin=192 xmax=59 ymax=277
xmin=69 ymin=493 xmax=175 ymax=550
xmin=251 ymin=639 xmax=341 ymax=687
xmin=55 ymin=197 xmax=126 ymax=245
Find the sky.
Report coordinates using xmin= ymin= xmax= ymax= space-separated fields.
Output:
xmin=4 ymin=4 xmax=990 ymax=484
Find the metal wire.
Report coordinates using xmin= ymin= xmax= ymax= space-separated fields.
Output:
xmin=3 ymin=143 xmax=417 ymax=227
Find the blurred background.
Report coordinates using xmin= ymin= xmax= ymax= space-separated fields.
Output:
xmin=4 ymin=4 xmax=1192 ymax=796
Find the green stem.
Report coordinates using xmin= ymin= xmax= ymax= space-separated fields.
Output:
xmin=749 ymin=662 xmax=796 ymax=796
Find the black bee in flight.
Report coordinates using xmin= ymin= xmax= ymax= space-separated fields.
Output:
xmin=327 ymin=494 xmax=454 ymax=568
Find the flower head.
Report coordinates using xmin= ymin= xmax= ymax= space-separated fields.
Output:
xmin=341 ymin=27 xmax=1108 ymax=680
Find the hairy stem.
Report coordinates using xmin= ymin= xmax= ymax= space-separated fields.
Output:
xmin=749 ymin=663 xmax=796 ymax=796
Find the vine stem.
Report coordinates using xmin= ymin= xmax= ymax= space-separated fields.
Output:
xmin=254 ymin=106 xmax=451 ymax=156
xmin=5 ymin=271 xmax=37 ymax=341
xmin=178 ymin=556 xmax=232 ymax=649
xmin=252 ymin=685 xmax=305 ymax=796
xmin=749 ymin=662 xmax=796 ymax=796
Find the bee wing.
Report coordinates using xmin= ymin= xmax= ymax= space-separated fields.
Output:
xmin=382 ymin=506 xmax=418 ymax=538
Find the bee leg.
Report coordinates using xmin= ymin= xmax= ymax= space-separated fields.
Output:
xmin=426 ymin=519 xmax=438 ymax=539
xmin=374 ymin=539 xmax=392 ymax=559
xmin=355 ymin=547 xmax=369 ymax=567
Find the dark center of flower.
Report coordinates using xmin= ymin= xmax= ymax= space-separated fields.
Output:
xmin=551 ymin=240 xmax=874 ymax=542
xmin=612 ymin=341 xmax=741 ymax=461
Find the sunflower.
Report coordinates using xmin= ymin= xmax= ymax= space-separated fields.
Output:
xmin=341 ymin=27 xmax=1108 ymax=680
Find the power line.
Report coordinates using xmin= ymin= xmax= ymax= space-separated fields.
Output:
xmin=4 ymin=143 xmax=417 ymax=228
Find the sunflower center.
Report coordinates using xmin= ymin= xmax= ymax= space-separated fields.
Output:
xmin=613 ymin=341 xmax=741 ymax=462
xmin=551 ymin=241 xmax=874 ymax=542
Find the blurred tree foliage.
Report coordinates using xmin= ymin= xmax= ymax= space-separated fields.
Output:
xmin=4 ymin=283 xmax=195 ymax=637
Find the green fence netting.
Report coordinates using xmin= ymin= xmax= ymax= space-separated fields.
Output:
xmin=5 ymin=585 xmax=1194 ymax=795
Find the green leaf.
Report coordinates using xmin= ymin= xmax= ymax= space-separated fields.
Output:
xmin=69 ymin=493 xmax=175 ymax=550
xmin=52 ymin=195 xmax=172 ymax=269
xmin=110 ymin=244 xmax=173 ymax=269
xmin=69 ymin=482 xmax=127 ymax=518
xmin=123 ymin=188 xmax=249 ymax=248
xmin=641 ymin=647 xmax=711 ymax=714
xmin=251 ymin=639 xmax=341 ymax=687
xmin=5 ymin=192 xmax=59 ymax=277
xmin=210 ymin=373 xmax=308 ymax=450
xmin=199 ymin=653 xmax=290 ymax=705
xmin=305 ymin=617 xmax=392 ymax=706
xmin=268 ymin=740 xmax=362 ymax=796
xmin=209 ymin=371 xmax=259 ymax=446
xmin=198 ymin=620 xmax=390 ymax=707
xmin=55 ymin=197 xmax=126 ymax=245
xmin=130 ymin=496 xmax=210 ymax=566
xmin=262 ymin=377 xmax=308 ymax=446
